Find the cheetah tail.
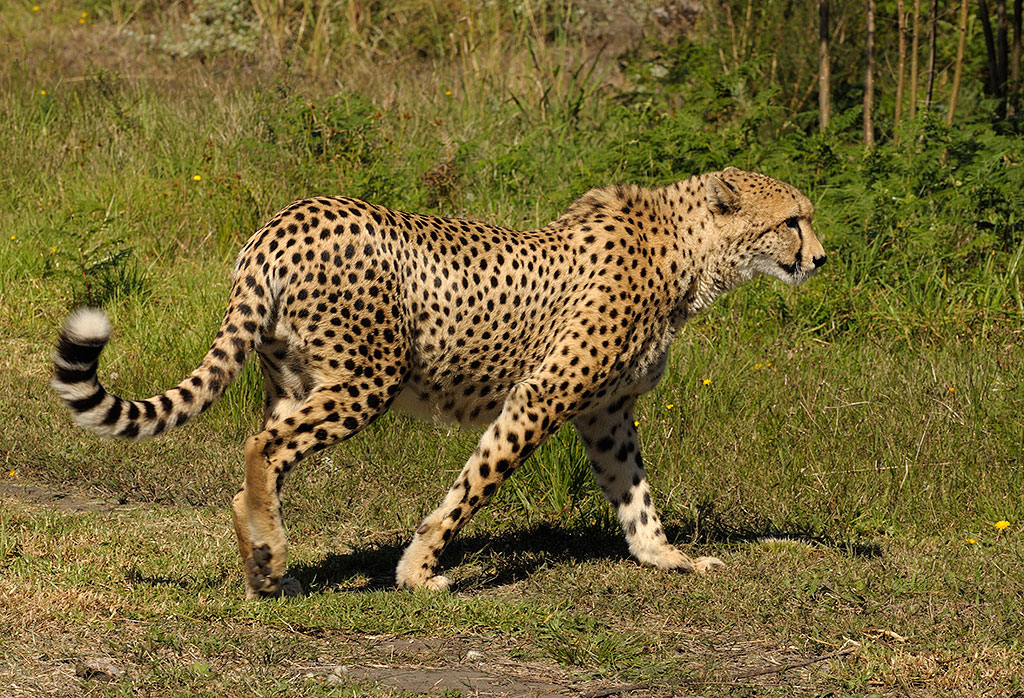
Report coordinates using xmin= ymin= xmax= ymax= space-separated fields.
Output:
xmin=52 ymin=300 xmax=261 ymax=441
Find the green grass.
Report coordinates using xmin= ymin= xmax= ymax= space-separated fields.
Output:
xmin=2 ymin=2 xmax=1023 ymax=696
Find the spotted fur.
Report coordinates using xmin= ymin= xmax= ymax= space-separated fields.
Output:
xmin=52 ymin=167 xmax=826 ymax=597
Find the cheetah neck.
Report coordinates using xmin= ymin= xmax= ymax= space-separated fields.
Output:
xmin=686 ymin=252 xmax=754 ymax=315
xmin=657 ymin=181 xmax=755 ymax=324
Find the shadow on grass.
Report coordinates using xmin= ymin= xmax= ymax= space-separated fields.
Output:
xmin=286 ymin=523 xmax=627 ymax=593
xmin=286 ymin=518 xmax=881 ymax=594
xmin=124 ymin=566 xmax=228 ymax=590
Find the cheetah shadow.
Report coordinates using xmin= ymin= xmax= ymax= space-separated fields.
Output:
xmin=287 ymin=520 xmax=881 ymax=594
xmin=286 ymin=523 xmax=626 ymax=593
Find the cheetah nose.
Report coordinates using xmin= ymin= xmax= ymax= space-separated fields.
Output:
xmin=812 ymin=254 xmax=827 ymax=269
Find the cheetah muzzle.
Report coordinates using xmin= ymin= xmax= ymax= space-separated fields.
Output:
xmin=52 ymin=167 xmax=826 ymax=596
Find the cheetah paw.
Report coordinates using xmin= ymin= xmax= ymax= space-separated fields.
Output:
xmin=638 ymin=546 xmax=696 ymax=571
xmin=422 ymin=574 xmax=452 ymax=591
xmin=693 ymin=556 xmax=725 ymax=573
xmin=245 ymin=576 xmax=304 ymax=600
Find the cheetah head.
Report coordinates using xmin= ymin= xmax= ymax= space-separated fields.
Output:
xmin=706 ymin=167 xmax=827 ymax=285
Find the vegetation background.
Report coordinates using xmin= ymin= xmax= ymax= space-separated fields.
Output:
xmin=1 ymin=0 xmax=1022 ymax=696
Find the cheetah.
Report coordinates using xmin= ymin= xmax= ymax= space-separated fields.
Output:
xmin=52 ymin=166 xmax=826 ymax=597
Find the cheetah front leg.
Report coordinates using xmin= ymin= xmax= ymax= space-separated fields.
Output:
xmin=574 ymin=402 xmax=724 ymax=574
xmin=396 ymin=381 xmax=559 ymax=590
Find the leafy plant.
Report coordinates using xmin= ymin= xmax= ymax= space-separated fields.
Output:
xmin=44 ymin=208 xmax=149 ymax=309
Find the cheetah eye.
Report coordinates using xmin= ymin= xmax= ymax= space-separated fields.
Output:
xmin=784 ymin=217 xmax=800 ymax=231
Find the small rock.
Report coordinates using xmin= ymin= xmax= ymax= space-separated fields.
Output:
xmin=326 ymin=665 xmax=349 ymax=684
xmin=75 ymin=657 xmax=124 ymax=682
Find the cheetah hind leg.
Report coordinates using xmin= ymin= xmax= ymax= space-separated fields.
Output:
xmin=232 ymin=486 xmax=303 ymax=599
xmin=233 ymin=350 xmax=308 ymax=598
xmin=237 ymin=378 xmax=404 ymax=599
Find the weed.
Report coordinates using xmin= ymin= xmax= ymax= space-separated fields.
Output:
xmin=42 ymin=206 xmax=149 ymax=309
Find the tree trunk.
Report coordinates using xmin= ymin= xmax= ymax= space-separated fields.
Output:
xmin=997 ymin=0 xmax=1010 ymax=117
xmin=895 ymin=0 xmax=907 ymax=140
xmin=980 ymin=0 xmax=999 ymax=97
xmin=909 ymin=0 xmax=921 ymax=119
xmin=926 ymin=0 xmax=938 ymax=111
xmin=865 ymin=0 xmax=875 ymax=146
xmin=819 ymin=0 xmax=831 ymax=132
xmin=742 ymin=0 xmax=755 ymax=61
xmin=1013 ymin=0 xmax=1022 ymax=114
xmin=947 ymin=0 xmax=970 ymax=125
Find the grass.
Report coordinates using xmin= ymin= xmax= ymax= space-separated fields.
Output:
xmin=2 ymin=1 xmax=1023 ymax=696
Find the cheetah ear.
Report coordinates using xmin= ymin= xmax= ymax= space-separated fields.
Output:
xmin=706 ymin=173 xmax=740 ymax=215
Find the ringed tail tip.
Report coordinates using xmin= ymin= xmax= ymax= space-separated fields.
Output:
xmin=60 ymin=307 xmax=111 ymax=346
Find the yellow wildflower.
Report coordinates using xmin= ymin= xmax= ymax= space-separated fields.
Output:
xmin=40 ymin=89 xmax=47 ymax=96
xmin=665 ymin=403 xmax=674 ymax=410
xmin=753 ymin=363 xmax=763 ymax=370
xmin=633 ymin=420 xmax=639 ymax=428
xmin=193 ymin=174 xmax=202 ymax=181
xmin=7 ymin=469 xmax=15 ymax=477
xmin=702 ymin=378 xmax=712 ymax=386
xmin=995 ymin=520 xmax=1010 ymax=530
xmin=444 ymin=90 xmax=453 ymax=96
xmin=948 ymin=387 xmax=955 ymax=393
xmin=8 ymin=235 xmax=15 ymax=241
xmin=965 ymin=538 xmax=976 ymax=545
xmin=50 ymin=246 xmax=57 ymax=253
xmin=33 ymin=5 xmax=40 ymax=11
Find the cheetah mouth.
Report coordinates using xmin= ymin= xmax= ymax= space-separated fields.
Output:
xmin=775 ymin=257 xmax=825 ymax=285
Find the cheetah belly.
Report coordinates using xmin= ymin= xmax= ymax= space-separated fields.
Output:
xmin=391 ymin=376 xmax=514 ymax=427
